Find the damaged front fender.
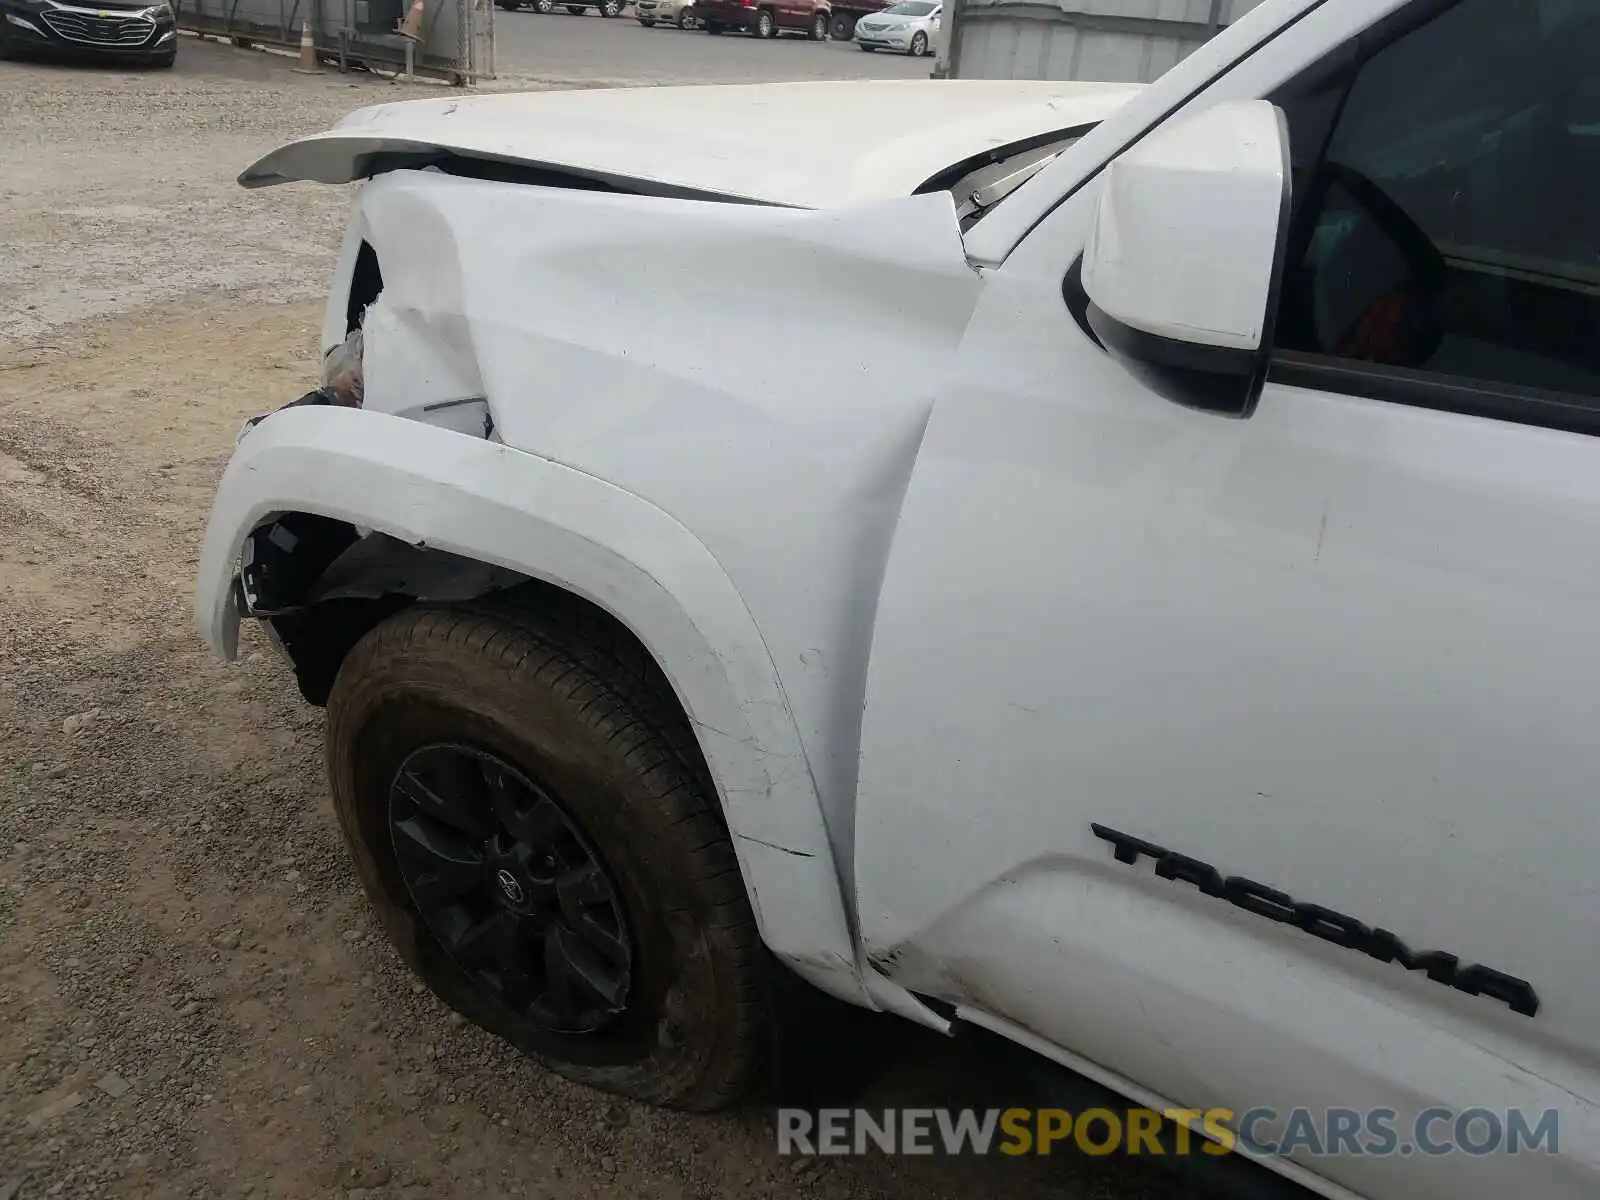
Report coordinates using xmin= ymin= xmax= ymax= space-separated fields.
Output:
xmin=232 ymin=515 xmax=532 ymax=706
xmin=195 ymin=404 xmax=876 ymax=1006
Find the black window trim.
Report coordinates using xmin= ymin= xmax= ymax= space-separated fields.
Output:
xmin=1268 ymin=352 xmax=1600 ymax=439
xmin=1265 ymin=0 xmax=1600 ymax=438
xmin=1060 ymin=0 xmax=1600 ymax=441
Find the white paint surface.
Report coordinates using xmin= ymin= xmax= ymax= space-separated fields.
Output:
xmin=238 ymin=78 xmax=1141 ymax=208
xmin=1081 ymin=98 xmax=1287 ymax=350
xmin=195 ymin=4 xmax=1600 ymax=1195
xmin=196 ymin=403 xmax=881 ymax=1006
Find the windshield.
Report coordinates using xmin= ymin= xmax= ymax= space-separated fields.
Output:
xmin=883 ymin=2 xmax=936 ymax=14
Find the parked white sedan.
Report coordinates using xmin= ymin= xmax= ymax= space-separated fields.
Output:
xmin=853 ymin=0 xmax=938 ymax=55
xmin=635 ymin=0 xmax=698 ymax=26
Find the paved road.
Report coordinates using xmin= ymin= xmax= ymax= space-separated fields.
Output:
xmin=490 ymin=5 xmax=933 ymax=84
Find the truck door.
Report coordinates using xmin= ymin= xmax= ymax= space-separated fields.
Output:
xmin=855 ymin=1 xmax=1600 ymax=1196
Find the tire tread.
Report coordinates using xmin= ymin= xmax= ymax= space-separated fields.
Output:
xmin=327 ymin=598 xmax=767 ymax=1111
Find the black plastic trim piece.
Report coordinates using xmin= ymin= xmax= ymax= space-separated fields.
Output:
xmin=240 ymin=512 xmax=359 ymax=616
xmin=1085 ymin=301 xmax=1258 ymax=416
xmin=305 ymin=535 xmax=528 ymax=606
xmin=1268 ymin=353 xmax=1600 ymax=439
xmin=1243 ymin=103 xmax=1297 ymax=419
xmin=1086 ymin=302 xmax=1257 ymax=374
xmin=1060 ymin=256 xmax=1102 ymax=349
xmin=268 ymin=596 xmax=411 ymax=707
xmin=347 ymin=241 xmax=382 ymax=337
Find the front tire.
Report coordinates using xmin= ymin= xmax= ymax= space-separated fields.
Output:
xmin=600 ymin=0 xmax=623 ymax=15
xmin=327 ymin=605 xmax=767 ymax=1110
xmin=753 ymin=6 xmax=774 ymax=36
xmin=909 ymin=30 xmax=926 ymax=55
xmin=807 ymin=11 xmax=826 ymax=39
xmin=829 ymin=11 xmax=853 ymax=39
xmin=533 ymin=0 xmax=554 ymax=11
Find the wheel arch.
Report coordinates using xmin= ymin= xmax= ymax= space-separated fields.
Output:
xmin=196 ymin=406 xmax=872 ymax=1006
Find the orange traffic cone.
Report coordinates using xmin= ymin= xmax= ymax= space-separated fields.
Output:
xmin=397 ymin=0 xmax=425 ymax=40
xmin=291 ymin=16 xmax=321 ymax=72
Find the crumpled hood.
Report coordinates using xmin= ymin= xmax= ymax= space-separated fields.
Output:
xmin=238 ymin=79 xmax=1142 ymax=209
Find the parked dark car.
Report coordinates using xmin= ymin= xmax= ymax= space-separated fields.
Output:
xmin=698 ymin=0 xmax=826 ymax=38
xmin=0 ymin=0 xmax=177 ymax=66
xmin=823 ymin=0 xmax=885 ymax=40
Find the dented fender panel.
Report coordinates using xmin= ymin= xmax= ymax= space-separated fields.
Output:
xmin=194 ymin=405 xmax=872 ymax=1006
xmin=344 ymin=171 xmax=988 ymax=927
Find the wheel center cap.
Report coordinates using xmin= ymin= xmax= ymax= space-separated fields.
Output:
xmin=495 ymin=868 xmax=526 ymax=905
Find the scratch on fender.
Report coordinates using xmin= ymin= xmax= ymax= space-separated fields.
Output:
xmin=689 ymin=718 xmax=762 ymax=749
xmin=737 ymin=833 xmax=816 ymax=859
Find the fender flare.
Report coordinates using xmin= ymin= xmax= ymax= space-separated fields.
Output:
xmin=195 ymin=406 xmax=871 ymax=1006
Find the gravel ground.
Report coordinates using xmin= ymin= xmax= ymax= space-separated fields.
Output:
xmin=0 ymin=39 xmax=1191 ymax=1200
xmin=0 ymin=43 xmax=399 ymax=346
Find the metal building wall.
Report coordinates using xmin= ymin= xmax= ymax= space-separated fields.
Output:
xmin=935 ymin=0 xmax=1268 ymax=82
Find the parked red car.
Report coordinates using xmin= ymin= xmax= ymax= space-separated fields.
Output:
xmin=698 ymin=0 xmax=828 ymax=39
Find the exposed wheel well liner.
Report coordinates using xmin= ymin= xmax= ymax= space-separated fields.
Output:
xmin=248 ymin=517 xmax=693 ymax=776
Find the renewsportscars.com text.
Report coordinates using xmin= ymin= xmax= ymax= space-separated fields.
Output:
xmin=775 ymin=1106 xmax=1561 ymax=1159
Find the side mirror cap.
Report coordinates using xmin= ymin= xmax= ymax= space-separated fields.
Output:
xmin=1081 ymin=99 xmax=1291 ymax=417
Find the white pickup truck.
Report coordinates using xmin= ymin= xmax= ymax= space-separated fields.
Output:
xmin=196 ymin=1 xmax=1600 ymax=1197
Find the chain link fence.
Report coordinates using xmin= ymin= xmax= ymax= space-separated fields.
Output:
xmin=175 ymin=0 xmax=494 ymax=84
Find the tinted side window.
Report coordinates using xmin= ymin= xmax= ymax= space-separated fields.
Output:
xmin=1272 ymin=0 xmax=1600 ymax=407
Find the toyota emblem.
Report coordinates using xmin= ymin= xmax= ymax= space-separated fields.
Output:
xmin=496 ymin=869 xmax=525 ymax=904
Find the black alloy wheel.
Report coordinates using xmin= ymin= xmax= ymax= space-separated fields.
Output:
xmin=388 ymin=743 xmax=632 ymax=1034
xmin=326 ymin=603 xmax=775 ymax=1109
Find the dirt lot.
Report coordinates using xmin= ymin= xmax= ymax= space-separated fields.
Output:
xmin=0 ymin=40 xmax=1188 ymax=1200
